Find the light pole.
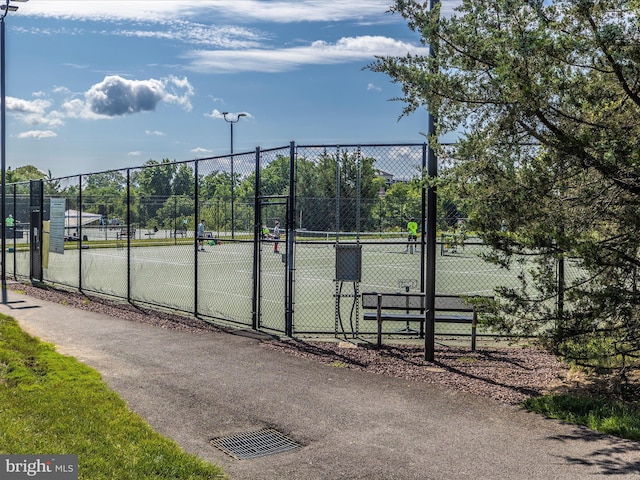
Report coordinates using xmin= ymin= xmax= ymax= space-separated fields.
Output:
xmin=1 ymin=0 xmax=26 ymax=304
xmin=222 ymin=111 xmax=246 ymax=239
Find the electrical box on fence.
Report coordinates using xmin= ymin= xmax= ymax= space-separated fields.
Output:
xmin=335 ymin=244 xmax=362 ymax=282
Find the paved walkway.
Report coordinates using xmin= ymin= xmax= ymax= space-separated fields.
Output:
xmin=1 ymin=289 xmax=639 ymax=479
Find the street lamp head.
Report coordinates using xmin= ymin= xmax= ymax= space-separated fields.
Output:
xmin=1 ymin=0 xmax=27 ymax=19
xmin=222 ymin=111 xmax=247 ymax=123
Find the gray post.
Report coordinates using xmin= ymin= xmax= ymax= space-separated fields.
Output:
xmin=424 ymin=0 xmax=439 ymax=361
xmin=425 ymin=140 xmax=437 ymax=362
xmin=252 ymin=147 xmax=261 ymax=330
xmin=285 ymin=141 xmax=296 ymax=336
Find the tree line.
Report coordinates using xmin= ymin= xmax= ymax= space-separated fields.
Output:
xmin=8 ymin=149 xmax=462 ymax=235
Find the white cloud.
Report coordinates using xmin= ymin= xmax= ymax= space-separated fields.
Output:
xmin=62 ymin=75 xmax=194 ymax=119
xmin=17 ymin=130 xmax=57 ymax=140
xmin=367 ymin=83 xmax=382 ymax=92
xmin=7 ymin=97 xmax=63 ymax=128
xmin=145 ymin=130 xmax=165 ymax=137
xmin=192 ymin=1 xmax=397 ymax=23
xmin=114 ymin=24 xmax=266 ymax=48
xmin=128 ymin=151 xmax=142 ymax=156
xmin=205 ymin=109 xmax=225 ymax=119
xmin=7 ymin=97 xmax=52 ymax=115
xmin=6 ymin=76 xmax=195 ymax=140
xmin=191 ymin=147 xmax=212 ymax=154
xmin=184 ymin=36 xmax=431 ymax=74
xmin=20 ymin=1 xmax=399 ymax=23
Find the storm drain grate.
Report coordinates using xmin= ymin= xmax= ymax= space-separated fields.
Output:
xmin=210 ymin=428 xmax=302 ymax=460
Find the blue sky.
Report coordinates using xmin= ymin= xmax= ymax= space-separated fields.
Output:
xmin=4 ymin=0 xmax=460 ymax=178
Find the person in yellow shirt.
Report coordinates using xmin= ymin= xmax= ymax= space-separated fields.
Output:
xmin=405 ymin=217 xmax=418 ymax=254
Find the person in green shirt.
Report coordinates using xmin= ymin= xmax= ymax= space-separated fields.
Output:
xmin=405 ymin=217 xmax=418 ymax=254
xmin=5 ymin=214 xmax=14 ymax=227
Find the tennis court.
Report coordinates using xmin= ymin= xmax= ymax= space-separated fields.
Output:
xmin=4 ymin=142 xmax=568 ymax=342
xmin=11 ymin=237 xmax=525 ymax=339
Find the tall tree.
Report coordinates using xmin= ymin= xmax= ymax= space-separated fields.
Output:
xmin=132 ymin=159 xmax=176 ymax=225
xmin=81 ymin=171 xmax=128 ymax=220
xmin=7 ymin=165 xmax=45 ymax=183
xmin=172 ymin=163 xmax=194 ymax=197
xmin=370 ymin=0 xmax=640 ymax=388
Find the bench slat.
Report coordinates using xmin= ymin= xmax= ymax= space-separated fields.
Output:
xmin=363 ymin=312 xmax=425 ymax=322
xmin=361 ymin=293 xmax=425 ymax=310
xmin=434 ymin=314 xmax=474 ymax=323
xmin=361 ymin=292 xmax=489 ymax=351
xmin=362 ymin=293 xmax=474 ymax=311
xmin=362 ymin=313 xmax=473 ymax=323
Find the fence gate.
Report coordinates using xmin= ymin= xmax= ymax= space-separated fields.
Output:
xmin=29 ymin=179 xmax=43 ymax=282
xmin=255 ymin=145 xmax=295 ymax=335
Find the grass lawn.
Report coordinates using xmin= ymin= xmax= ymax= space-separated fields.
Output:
xmin=524 ymin=394 xmax=640 ymax=441
xmin=0 ymin=315 xmax=226 ymax=480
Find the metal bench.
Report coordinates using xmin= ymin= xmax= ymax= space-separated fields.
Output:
xmin=361 ymin=292 xmax=489 ymax=350
xmin=144 ymin=227 xmax=158 ymax=238
xmin=117 ymin=228 xmax=136 ymax=240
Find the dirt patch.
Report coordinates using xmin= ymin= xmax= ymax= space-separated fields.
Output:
xmin=264 ymin=339 xmax=569 ymax=405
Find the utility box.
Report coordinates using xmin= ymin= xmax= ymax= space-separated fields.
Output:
xmin=335 ymin=244 xmax=362 ymax=282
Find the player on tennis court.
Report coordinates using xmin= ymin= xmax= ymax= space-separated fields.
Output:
xmin=197 ymin=219 xmax=206 ymax=251
xmin=405 ymin=217 xmax=418 ymax=253
xmin=273 ymin=221 xmax=280 ymax=253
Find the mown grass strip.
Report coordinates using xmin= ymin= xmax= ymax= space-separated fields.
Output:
xmin=0 ymin=315 xmax=226 ymax=479
xmin=524 ymin=394 xmax=640 ymax=441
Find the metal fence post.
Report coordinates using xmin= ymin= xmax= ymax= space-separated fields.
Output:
xmin=126 ymin=169 xmax=131 ymax=303
xmin=285 ymin=141 xmax=296 ymax=337
xmin=194 ymin=159 xmax=199 ymax=317
xmin=425 ymin=0 xmax=440 ymax=362
xmin=78 ymin=174 xmax=83 ymax=292
xmin=425 ymin=140 xmax=437 ymax=362
xmin=252 ymin=147 xmax=261 ymax=330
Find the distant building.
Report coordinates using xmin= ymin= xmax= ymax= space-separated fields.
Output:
xmin=374 ymin=168 xmax=395 ymax=186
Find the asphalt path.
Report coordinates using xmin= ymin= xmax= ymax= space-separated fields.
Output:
xmin=2 ymin=290 xmax=639 ymax=479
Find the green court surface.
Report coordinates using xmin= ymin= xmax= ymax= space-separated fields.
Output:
xmin=8 ymin=240 xmax=524 ymax=337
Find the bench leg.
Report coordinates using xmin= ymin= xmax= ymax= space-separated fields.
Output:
xmin=471 ymin=311 xmax=477 ymax=352
xmin=471 ymin=325 xmax=476 ymax=352
xmin=377 ymin=295 xmax=382 ymax=348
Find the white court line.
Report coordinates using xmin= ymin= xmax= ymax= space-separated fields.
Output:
xmin=165 ymin=283 xmax=251 ymax=299
xmin=82 ymin=250 xmax=259 ymax=269
xmin=438 ymin=269 xmax=515 ymax=277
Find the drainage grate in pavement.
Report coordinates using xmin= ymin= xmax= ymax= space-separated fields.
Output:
xmin=210 ymin=428 xmax=302 ymax=460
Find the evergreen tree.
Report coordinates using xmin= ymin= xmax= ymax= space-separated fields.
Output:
xmin=370 ymin=0 xmax=640 ymax=388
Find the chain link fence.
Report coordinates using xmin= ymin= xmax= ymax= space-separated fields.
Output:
xmin=4 ymin=143 xmax=580 ymax=342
